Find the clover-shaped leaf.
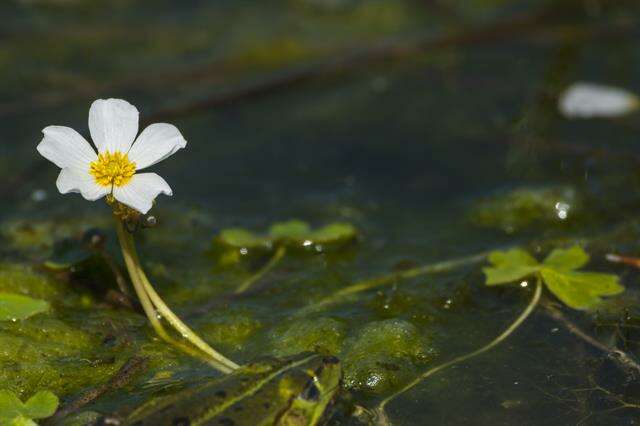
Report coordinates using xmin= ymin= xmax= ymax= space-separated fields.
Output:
xmin=0 ymin=390 xmax=59 ymax=425
xmin=308 ymin=223 xmax=357 ymax=244
xmin=542 ymin=245 xmax=589 ymax=271
xmin=218 ymin=229 xmax=272 ymax=250
xmin=483 ymin=246 xmax=624 ymax=310
xmin=0 ymin=293 xmax=49 ymax=321
xmin=484 ymin=248 xmax=539 ymax=285
xmin=268 ymin=220 xmax=311 ymax=240
xmin=216 ymin=220 xmax=357 ymax=251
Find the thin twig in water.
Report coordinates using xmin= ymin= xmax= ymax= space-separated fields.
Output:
xmin=541 ymin=299 xmax=640 ymax=376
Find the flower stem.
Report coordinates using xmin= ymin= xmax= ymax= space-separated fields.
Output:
xmin=115 ymin=219 xmax=239 ymax=373
xmin=373 ymin=278 xmax=543 ymax=423
xmin=235 ymin=245 xmax=286 ymax=294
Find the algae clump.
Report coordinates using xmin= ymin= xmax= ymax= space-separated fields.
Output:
xmin=0 ymin=264 xmax=64 ymax=301
xmin=198 ymin=313 xmax=262 ymax=352
xmin=470 ymin=186 xmax=580 ymax=233
xmin=269 ymin=317 xmax=346 ymax=357
xmin=341 ymin=319 xmax=431 ymax=394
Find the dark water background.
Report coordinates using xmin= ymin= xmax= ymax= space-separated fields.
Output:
xmin=2 ymin=1 xmax=640 ymax=425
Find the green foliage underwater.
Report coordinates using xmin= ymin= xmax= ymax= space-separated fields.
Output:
xmin=2 ymin=0 xmax=640 ymax=425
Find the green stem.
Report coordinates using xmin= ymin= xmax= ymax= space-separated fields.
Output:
xmin=117 ymin=221 xmax=225 ymax=370
xmin=115 ymin=219 xmax=239 ymax=373
xmin=374 ymin=278 xmax=543 ymax=422
xmin=296 ymin=252 xmax=488 ymax=316
xmin=115 ymin=221 xmax=171 ymax=339
xmin=235 ymin=245 xmax=286 ymax=294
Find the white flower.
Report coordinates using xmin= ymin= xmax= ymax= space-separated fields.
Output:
xmin=558 ymin=82 xmax=640 ymax=119
xmin=37 ymin=98 xmax=187 ymax=214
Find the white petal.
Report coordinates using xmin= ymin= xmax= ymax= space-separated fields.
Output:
xmin=89 ymin=98 xmax=139 ymax=154
xmin=37 ymin=126 xmax=97 ymax=170
xmin=558 ymin=83 xmax=640 ymax=119
xmin=128 ymin=123 xmax=187 ymax=170
xmin=112 ymin=173 xmax=172 ymax=214
xmin=56 ymin=168 xmax=110 ymax=201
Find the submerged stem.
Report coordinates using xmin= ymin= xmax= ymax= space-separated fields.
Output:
xmin=297 ymin=252 xmax=488 ymax=316
xmin=235 ymin=245 xmax=286 ymax=294
xmin=115 ymin=219 xmax=238 ymax=373
xmin=374 ymin=278 xmax=543 ymax=422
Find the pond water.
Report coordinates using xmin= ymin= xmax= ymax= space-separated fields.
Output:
xmin=1 ymin=1 xmax=640 ymax=425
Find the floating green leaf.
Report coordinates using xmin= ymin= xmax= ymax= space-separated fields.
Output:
xmin=0 ymin=293 xmax=49 ymax=321
xmin=21 ymin=390 xmax=59 ymax=419
xmin=483 ymin=245 xmax=624 ymax=310
xmin=216 ymin=219 xmax=357 ymax=251
xmin=540 ymin=270 xmax=623 ymax=310
xmin=218 ymin=228 xmax=271 ymax=249
xmin=0 ymin=390 xmax=58 ymax=425
xmin=268 ymin=220 xmax=310 ymax=240
xmin=308 ymin=223 xmax=357 ymax=244
xmin=483 ymin=248 xmax=539 ymax=285
xmin=542 ymin=246 xmax=589 ymax=271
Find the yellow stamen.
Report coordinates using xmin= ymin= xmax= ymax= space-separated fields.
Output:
xmin=90 ymin=151 xmax=136 ymax=187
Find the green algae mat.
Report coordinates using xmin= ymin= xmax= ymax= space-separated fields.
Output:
xmin=2 ymin=1 xmax=640 ymax=424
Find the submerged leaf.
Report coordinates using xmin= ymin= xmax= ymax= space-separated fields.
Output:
xmin=469 ymin=186 xmax=580 ymax=233
xmin=483 ymin=248 xmax=539 ymax=285
xmin=0 ymin=293 xmax=49 ymax=321
xmin=540 ymin=269 xmax=624 ymax=310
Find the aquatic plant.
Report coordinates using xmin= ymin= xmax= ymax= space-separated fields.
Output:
xmin=36 ymin=99 xmax=238 ymax=374
xmin=483 ymin=246 xmax=623 ymax=310
xmin=0 ymin=389 xmax=58 ymax=425
xmin=0 ymin=293 xmax=49 ymax=322
xmin=370 ymin=245 xmax=624 ymax=424
xmin=215 ymin=219 xmax=357 ymax=293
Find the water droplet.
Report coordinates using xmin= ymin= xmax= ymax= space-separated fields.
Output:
xmin=555 ymin=201 xmax=570 ymax=220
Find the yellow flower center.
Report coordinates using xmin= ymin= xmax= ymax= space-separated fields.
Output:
xmin=89 ymin=151 xmax=136 ymax=187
